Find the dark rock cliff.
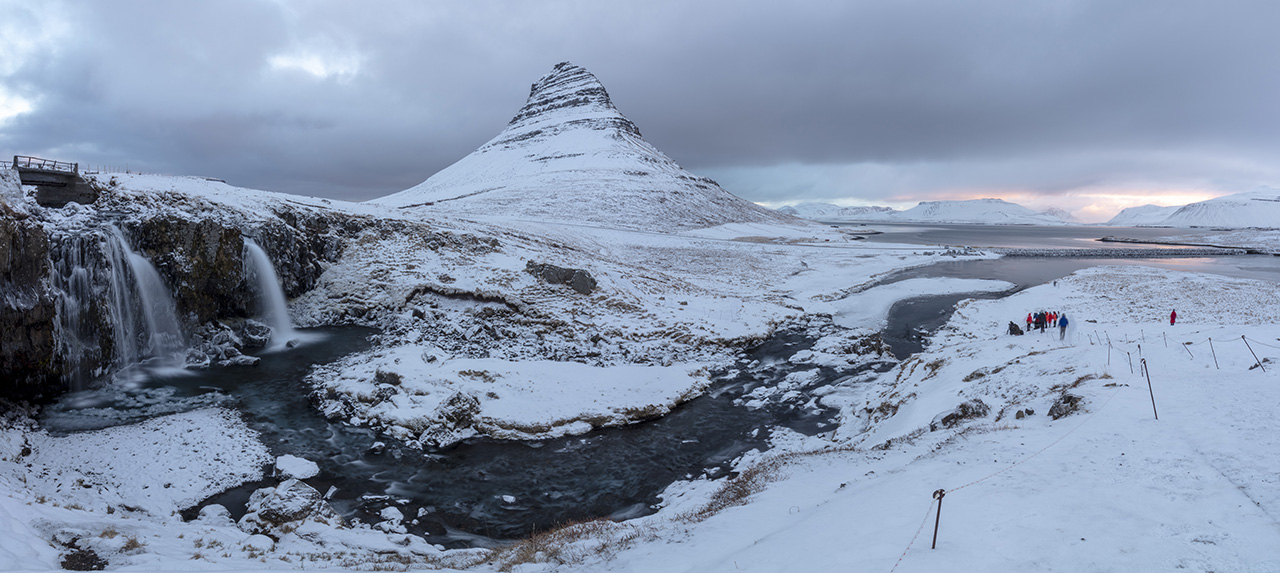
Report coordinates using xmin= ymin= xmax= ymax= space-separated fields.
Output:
xmin=0 ymin=217 xmax=62 ymax=399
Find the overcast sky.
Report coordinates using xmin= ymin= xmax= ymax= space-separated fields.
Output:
xmin=2 ymin=0 xmax=1278 ymax=221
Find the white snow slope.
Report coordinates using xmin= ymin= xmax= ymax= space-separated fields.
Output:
xmin=1160 ymin=187 xmax=1280 ymax=229
xmin=1105 ymin=203 xmax=1182 ymax=226
xmin=371 ymin=62 xmax=797 ymax=233
xmin=893 ymin=198 xmax=1077 ymax=225
xmin=781 ymin=198 xmax=1080 ymax=225
xmin=534 ymin=265 xmax=1280 ymax=572
xmin=1105 ymin=187 xmax=1280 ymax=229
xmin=777 ymin=202 xmax=897 ymax=221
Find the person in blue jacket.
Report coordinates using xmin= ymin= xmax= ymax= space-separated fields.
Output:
xmin=1058 ymin=313 xmax=1069 ymax=340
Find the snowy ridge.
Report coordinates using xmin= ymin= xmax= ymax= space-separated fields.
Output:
xmin=1160 ymin=186 xmax=1280 ymax=229
xmin=371 ymin=62 xmax=797 ymax=232
xmin=1106 ymin=204 xmax=1182 ymax=226
xmin=1104 ymin=187 xmax=1280 ymax=228
xmin=779 ymin=198 xmax=1080 ymax=225
xmin=776 ymin=202 xmax=896 ymax=220
xmin=894 ymin=198 xmax=1075 ymax=225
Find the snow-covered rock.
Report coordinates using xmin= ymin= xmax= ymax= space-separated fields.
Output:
xmin=371 ymin=62 xmax=799 ymax=232
xmin=238 ymin=479 xmax=344 ymax=537
xmin=273 ymin=455 xmax=319 ymax=480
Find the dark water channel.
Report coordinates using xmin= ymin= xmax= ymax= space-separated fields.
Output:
xmin=39 ymin=327 xmax=861 ymax=546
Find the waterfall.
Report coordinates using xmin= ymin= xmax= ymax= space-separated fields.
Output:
xmin=49 ymin=226 xmax=186 ymax=386
xmin=243 ymin=238 xmax=298 ymax=348
xmin=108 ymin=227 xmax=185 ymax=362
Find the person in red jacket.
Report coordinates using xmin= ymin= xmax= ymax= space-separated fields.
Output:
xmin=1170 ymin=309 xmax=1177 ymax=325
xmin=1026 ymin=312 xmax=1033 ymax=332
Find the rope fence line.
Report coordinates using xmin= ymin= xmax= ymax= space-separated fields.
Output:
xmin=888 ymin=326 xmax=1275 ymax=570
xmin=888 ymin=498 xmax=937 ymax=573
xmin=889 ymin=385 xmax=1124 ymax=571
xmin=947 ymin=385 xmax=1125 ymax=495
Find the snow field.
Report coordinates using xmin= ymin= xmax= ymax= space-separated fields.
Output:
xmin=311 ymin=343 xmax=712 ymax=448
xmin=587 ymin=265 xmax=1280 ymax=572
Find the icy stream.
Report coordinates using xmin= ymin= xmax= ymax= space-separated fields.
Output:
xmin=39 ymin=327 xmax=877 ymax=546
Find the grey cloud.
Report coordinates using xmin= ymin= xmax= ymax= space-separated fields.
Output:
xmin=1 ymin=0 xmax=1277 ymax=208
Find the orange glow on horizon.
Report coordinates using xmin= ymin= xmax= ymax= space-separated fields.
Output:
xmin=882 ymin=187 xmax=1231 ymax=223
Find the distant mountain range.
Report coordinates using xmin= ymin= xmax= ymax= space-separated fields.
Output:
xmin=779 ymin=188 xmax=1280 ymax=229
xmin=371 ymin=62 xmax=795 ymax=232
xmin=778 ymin=198 xmax=1080 ymax=225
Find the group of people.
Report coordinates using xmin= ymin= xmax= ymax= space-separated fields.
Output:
xmin=1008 ymin=310 xmax=1070 ymax=340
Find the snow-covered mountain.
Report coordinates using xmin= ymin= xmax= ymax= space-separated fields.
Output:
xmin=778 ymin=198 xmax=1078 ymax=225
xmin=776 ymin=202 xmax=897 ymax=220
xmin=372 ymin=62 xmax=795 ymax=232
xmin=1106 ymin=204 xmax=1182 ymax=226
xmin=891 ymin=198 xmax=1076 ymax=225
xmin=1159 ymin=187 xmax=1280 ymax=228
xmin=1039 ymin=207 xmax=1081 ymax=224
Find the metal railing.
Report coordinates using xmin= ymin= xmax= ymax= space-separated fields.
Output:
xmin=12 ymin=155 xmax=78 ymax=174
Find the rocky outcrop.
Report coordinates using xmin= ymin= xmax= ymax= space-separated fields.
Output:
xmin=0 ymin=217 xmax=62 ymax=399
xmin=930 ymin=398 xmax=990 ymax=431
xmin=0 ymin=169 xmax=365 ymax=399
xmin=525 ymin=261 xmax=597 ymax=295
xmin=238 ymin=479 xmax=345 ymax=539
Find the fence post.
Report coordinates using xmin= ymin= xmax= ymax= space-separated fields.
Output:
xmin=1141 ymin=359 xmax=1158 ymax=420
xmin=931 ymin=489 xmax=946 ymax=549
xmin=1127 ymin=352 xmax=1133 ymax=373
xmin=1209 ymin=338 xmax=1219 ymax=369
xmin=1163 ymin=332 xmax=1167 ymax=348
xmin=1243 ymin=336 xmax=1266 ymax=372
xmin=1182 ymin=343 xmax=1193 ymax=359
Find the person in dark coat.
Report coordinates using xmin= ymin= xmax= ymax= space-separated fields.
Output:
xmin=1170 ymin=309 xmax=1177 ymax=325
xmin=1058 ymin=313 xmax=1069 ymax=340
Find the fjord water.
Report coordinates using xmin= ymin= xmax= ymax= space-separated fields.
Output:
xmin=866 ymin=224 xmax=1280 ymax=357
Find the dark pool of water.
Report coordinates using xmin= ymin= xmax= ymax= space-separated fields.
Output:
xmin=39 ymin=327 xmax=868 ymax=546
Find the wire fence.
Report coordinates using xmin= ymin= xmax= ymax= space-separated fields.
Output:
xmin=887 ymin=325 xmax=1276 ymax=571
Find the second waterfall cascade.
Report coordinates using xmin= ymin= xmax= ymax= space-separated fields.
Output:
xmin=243 ymin=238 xmax=299 ymax=349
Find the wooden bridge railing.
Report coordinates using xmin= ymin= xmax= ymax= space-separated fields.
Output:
xmin=12 ymin=155 xmax=78 ymax=174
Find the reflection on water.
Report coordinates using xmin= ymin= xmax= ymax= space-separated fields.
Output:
xmin=852 ymin=222 xmax=1224 ymax=251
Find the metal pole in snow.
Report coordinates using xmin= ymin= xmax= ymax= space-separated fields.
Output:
xmin=1163 ymin=332 xmax=1167 ymax=348
xmin=1209 ymin=338 xmax=1219 ymax=369
xmin=931 ymin=489 xmax=946 ymax=549
xmin=1182 ymin=342 xmax=1193 ymax=359
xmin=1141 ymin=359 xmax=1158 ymax=420
xmin=1243 ymin=336 xmax=1266 ymax=372
xmin=1127 ymin=352 xmax=1133 ymax=373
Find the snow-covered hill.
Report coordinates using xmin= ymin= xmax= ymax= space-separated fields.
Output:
xmin=1039 ymin=206 xmax=1081 ymax=223
xmin=776 ymin=202 xmax=897 ymax=220
xmin=1104 ymin=188 xmax=1280 ymax=228
xmin=1160 ymin=187 xmax=1280 ymax=229
xmin=778 ymin=198 xmax=1078 ymax=225
xmin=893 ymin=198 xmax=1076 ymax=225
xmin=372 ymin=62 xmax=796 ymax=232
xmin=1106 ymin=204 xmax=1182 ymax=226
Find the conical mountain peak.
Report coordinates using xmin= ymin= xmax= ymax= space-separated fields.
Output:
xmin=372 ymin=63 xmax=793 ymax=232
xmin=501 ymin=62 xmax=641 ymax=139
